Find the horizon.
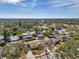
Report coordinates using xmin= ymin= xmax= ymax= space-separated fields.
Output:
xmin=0 ymin=0 xmax=79 ymax=18
xmin=0 ymin=17 xmax=79 ymax=19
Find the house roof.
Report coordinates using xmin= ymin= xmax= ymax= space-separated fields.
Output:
xmin=10 ymin=36 xmax=19 ymax=41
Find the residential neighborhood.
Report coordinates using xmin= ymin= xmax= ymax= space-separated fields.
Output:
xmin=0 ymin=19 xmax=79 ymax=59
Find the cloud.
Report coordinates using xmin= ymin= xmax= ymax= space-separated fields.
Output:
xmin=0 ymin=0 xmax=38 ymax=14
xmin=0 ymin=0 xmax=24 ymax=5
xmin=0 ymin=0 xmax=37 ymax=8
xmin=46 ymin=0 xmax=79 ymax=10
xmin=23 ymin=0 xmax=37 ymax=8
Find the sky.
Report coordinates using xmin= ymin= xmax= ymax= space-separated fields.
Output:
xmin=0 ymin=0 xmax=79 ymax=18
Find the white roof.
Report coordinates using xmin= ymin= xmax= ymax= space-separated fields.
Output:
xmin=10 ymin=36 xmax=19 ymax=41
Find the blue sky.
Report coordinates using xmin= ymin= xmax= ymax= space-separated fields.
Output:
xmin=0 ymin=0 xmax=79 ymax=18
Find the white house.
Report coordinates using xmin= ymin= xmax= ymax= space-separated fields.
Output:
xmin=10 ymin=36 xmax=19 ymax=42
xmin=22 ymin=33 xmax=32 ymax=39
xmin=56 ymin=28 xmax=67 ymax=35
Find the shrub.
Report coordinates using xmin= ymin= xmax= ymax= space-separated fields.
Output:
xmin=57 ymin=39 xmax=79 ymax=59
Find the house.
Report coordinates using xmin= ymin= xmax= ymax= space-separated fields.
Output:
xmin=23 ymin=34 xmax=32 ymax=39
xmin=56 ymin=28 xmax=66 ymax=35
xmin=38 ymin=24 xmax=48 ymax=30
xmin=21 ymin=32 xmax=33 ymax=40
xmin=34 ymin=32 xmax=43 ymax=38
xmin=10 ymin=36 xmax=19 ymax=42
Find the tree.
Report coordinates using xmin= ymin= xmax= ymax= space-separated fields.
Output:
xmin=19 ymin=21 xmax=22 ymax=27
xmin=42 ymin=27 xmax=54 ymax=36
xmin=12 ymin=27 xmax=23 ymax=36
xmin=16 ymin=29 xmax=23 ymax=36
xmin=3 ymin=28 xmax=10 ymax=43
